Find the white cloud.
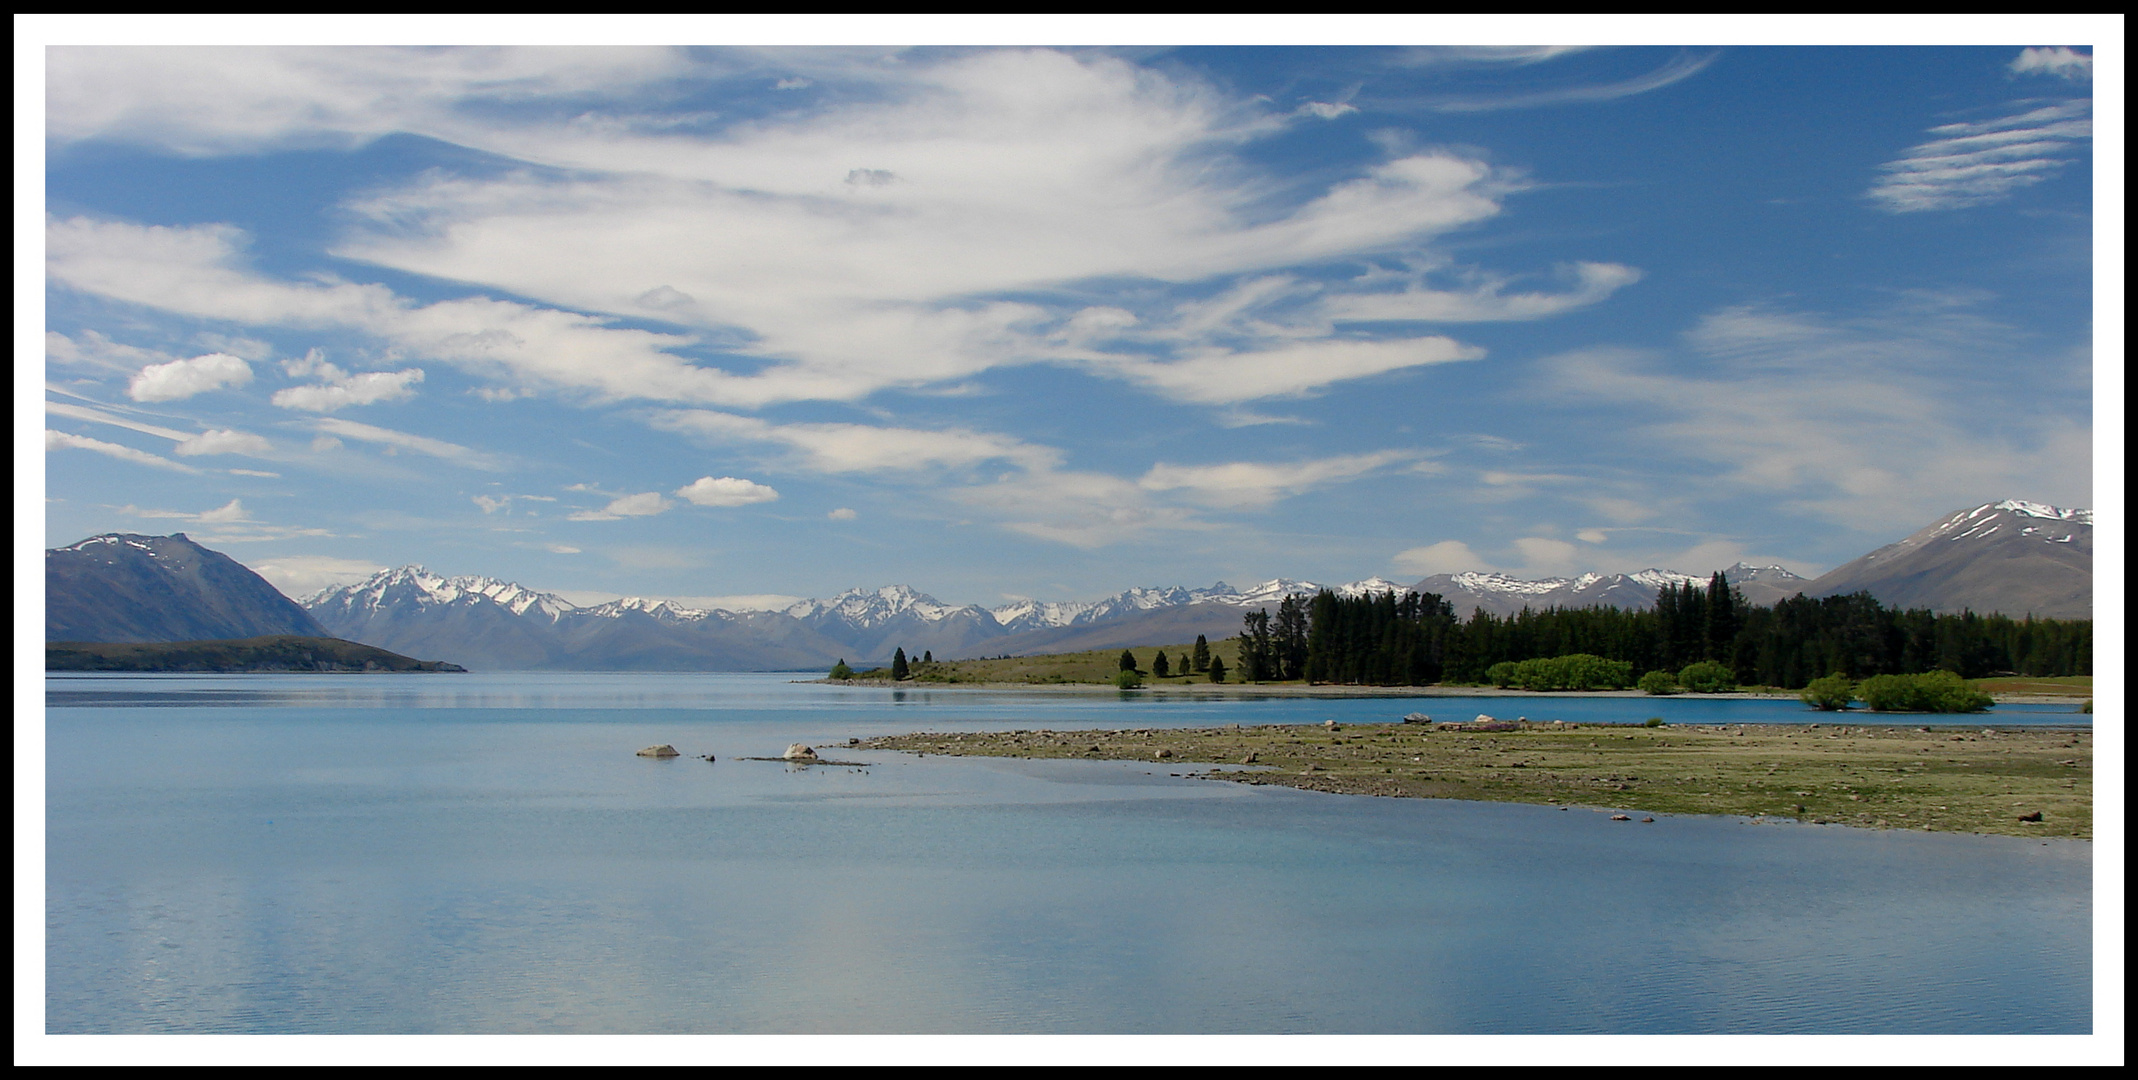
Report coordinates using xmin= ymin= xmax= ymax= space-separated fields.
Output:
xmin=827 ymin=507 xmax=858 ymax=520
xmin=1323 ymin=262 xmax=1641 ymax=323
xmin=42 ymin=49 xmax=1643 ymax=413
xmin=651 ymin=409 xmax=1061 ymax=474
xmin=271 ymin=366 xmax=425 ymax=411
xmin=1392 ymin=540 xmax=1492 ymax=577
xmin=1544 ymin=301 xmax=2092 ymax=532
xmin=2011 ymin=47 xmax=2091 ymax=81
xmin=569 ymin=491 xmax=670 ymax=520
xmin=1575 ymin=528 xmax=1610 ymax=544
xmin=1100 ymin=337 xmax=1480 ymax=404
xmin=1296 ymin=101 xmax=1357 ymax=120
xmin=473 ymin=495 xmax=510 ymax=514
xmin=311 ymin=417 xmax=500 ymax=468
xmin=45 ymin=399 xmax=192 ymax=441
xmin=172 ymin=429 xmax=274 ymax=457
xmin=1138 ymin=451 xmax=1413 ymax=509
xmin=1867 ymin=100 xmax=2092 ymax=213
xmin=127 ymin=352 xmax=252 ymax=401
xmin=196 ymin=498 xmax=252 ymax=523
xmin=675 ymin=475 xmax=780 ymax=507
xmin=47 ymin=330 xmax=178 ymax=374
xmin=227 ymin=468 xmax=281 ymax=477
xmin=1510 ymin=536 xmax=1581 ymax=576
xmin=245 ymin=555 xmax=387 ymax=600
xmin=45 ymin=429 xmax=199 ymax=472
xmin=45 ymin=46 xmax=697 ymax=154
xmin=122 ymin=501 xmax=328 ymax=547
xmin=949 ymin=467 xmax=1211 ymax=549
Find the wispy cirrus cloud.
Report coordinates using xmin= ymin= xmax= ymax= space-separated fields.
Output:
xmin=1866 ymin=99 xmax=2092 ymax=213
xmin=310 ymin=417 xmax=503 ymax=469
xmin=1419 ymin=50 xmax=1718 ymax=113
xmin=1139 ymin=451 xmax=1415 ymax=510
xmin=46 ymin=429 xmax=200 ymax=473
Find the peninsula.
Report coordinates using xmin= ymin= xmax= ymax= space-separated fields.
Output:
xmin=860 ymin=720 xmax=2091 ymax=839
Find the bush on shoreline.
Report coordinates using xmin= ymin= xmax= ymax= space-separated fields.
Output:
xmin=1638 ymin=670 xmax=1681 ymax=695
xmin=1486 ymin=654 xmax=1634 ymax=691
xmin=1857 ymin=670 xmax=1993 ymax=713
xmin=1676 ymin=660 xmax=1737 ymax=693
xmin=1799 ymin=673 xmax=1856 ymax=711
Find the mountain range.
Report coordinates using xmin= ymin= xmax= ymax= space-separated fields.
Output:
xmin=47 ymin=500 xmax=2092 ymax=671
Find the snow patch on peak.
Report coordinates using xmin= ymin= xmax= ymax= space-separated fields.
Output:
xmin=1447 ymin=571 xmax=1573 ymax=596
xmin=786 ymin=584 xmax=968 ymax=627
xmin=307 ymin=566 xmax=578 ymax=620
xmin=1991 ymin=499 xmax=2091 ymax=524
xmin=1627 ymin=569 xmax=1707 ymax=589
xmin=585 ymin=596 xmax=714 ymax=621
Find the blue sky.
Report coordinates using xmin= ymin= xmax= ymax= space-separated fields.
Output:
xmin=30 ymin=24 xmax=2116 ymax=610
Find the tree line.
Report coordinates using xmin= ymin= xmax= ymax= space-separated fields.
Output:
xmin=1231 ymin=573 xmax=2090 ymax=688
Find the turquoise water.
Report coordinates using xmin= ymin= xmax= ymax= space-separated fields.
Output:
xmin=44 ymin=673 xmax=2091 ymax=1033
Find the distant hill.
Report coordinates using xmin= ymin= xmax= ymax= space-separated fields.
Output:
xmin=46 ymin=533 xmax=329 ymax=643
xmin=1805 ymin=500 xmax=2092 ymax=618
xmin=47 ymin=635 xmax=468 ymax=673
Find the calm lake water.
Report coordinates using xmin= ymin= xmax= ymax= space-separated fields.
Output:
xmin=44 ymin=673 xmax=2091 ymax=1034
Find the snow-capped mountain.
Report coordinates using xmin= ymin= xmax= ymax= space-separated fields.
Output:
xmin=1805 ymin=500 xmax=2092 ymax=617
xmin=306 ymin=566 xmax=579 ymax=624
xmin=279 ymin=498 xmax=2085 ymax=668
xmin=784 ymin=585 xmax=980 ymax=629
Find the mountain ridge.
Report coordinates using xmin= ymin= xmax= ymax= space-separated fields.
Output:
xmin=53 ymin=499 xmax=2090 ymax=670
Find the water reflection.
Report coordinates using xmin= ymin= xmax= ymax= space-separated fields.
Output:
xmin=45 ymin=671 xmax=2091 ymax=727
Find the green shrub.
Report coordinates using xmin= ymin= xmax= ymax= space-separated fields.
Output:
xmin=1677 ymin=660 xmax=1737 ymax=693
xmin=1644 ymin=716 xmax=1664 ymax=727
xmin=1638 ymin=670 xmax=1681 ymax=695
xmin=1799 ymin=672 xmax=1856 ymax=711
xmin=829 ymin=659 xmax=853 ymax=680
xmin=1857 ymin=670 xmax=1992 ymax=713
xmin=1113 ymin=669 xmax=1144 ymax=689
xmin=1495 ymin=654 xmax=1634 ymax=691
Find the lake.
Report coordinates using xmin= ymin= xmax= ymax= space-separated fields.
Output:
xmin=43 ymin=672 xmax=2092 ymax=1034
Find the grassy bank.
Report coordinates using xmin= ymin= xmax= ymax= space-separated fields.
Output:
xmin=859 ymin=721 xmax=2091 ymax=839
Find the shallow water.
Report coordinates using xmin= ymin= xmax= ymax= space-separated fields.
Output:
xmin=44 ymin=673 xmax=2091 ymax=1034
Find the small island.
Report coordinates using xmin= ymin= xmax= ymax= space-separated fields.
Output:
xmin=46 ymin=635 xmax=467 ymax=673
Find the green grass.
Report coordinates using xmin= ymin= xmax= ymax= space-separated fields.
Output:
xmin=1969 ymin=675 xmax=2093 ymax=697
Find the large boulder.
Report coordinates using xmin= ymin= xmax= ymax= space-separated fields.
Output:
xmin=637 ymin=744 xmax=680 ymax=757
xmin=782 ymin=744 xmax=819 ymax=761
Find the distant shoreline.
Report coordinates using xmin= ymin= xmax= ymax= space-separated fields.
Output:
xmin=806 ymin=677 xmax=2082 ymax=707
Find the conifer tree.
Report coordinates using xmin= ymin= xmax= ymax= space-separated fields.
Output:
xmin=923 ymin=649 xmax=933 ymax=664
xmin=1192 ymin=635 xmax=1210 ymax=673
xmin=1153 ymin=650 xmax=1170 ymax=678
xmin=1119 ymin=648 xmax=1138 ymax=672
xmin=1207 ymin=654 xmax=1226 ymax=682
xmin=891 ymin=647 xmax=910 ymax=681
